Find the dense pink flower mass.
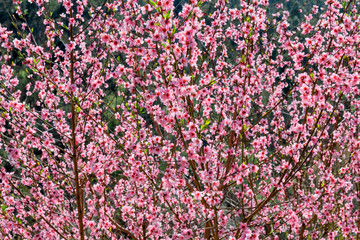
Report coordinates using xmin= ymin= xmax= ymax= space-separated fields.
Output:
xmin=0 ymin=0 xmax=360 ymax=239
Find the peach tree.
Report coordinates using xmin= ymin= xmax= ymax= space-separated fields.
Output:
xmin=0 ymin=0 xmax=360 ymax=239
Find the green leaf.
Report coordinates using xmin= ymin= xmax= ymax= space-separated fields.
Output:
xmin=172 ymin=25 xmax=177 ymax=35
xmin=342 ymin=1 xmax=347 ymax=8
xmin=165 ymin=9 xmax=171 ymax=19
xmin=13 ymin=216 xmax=22 ymax=224
xmin=249 ymin=30 xmax=253 ymax=38
xmin=33 ymin=57 xmax=40 ymax=66
xmin=149 ymin=0 xmax=157 ymax=7
xmin=241 ymin=55 xmax=245 ymax=62
xmin=1 ymin=205 xmax=7 ymax=212
xmin=200 ymin=119 xmax=211 ymax=131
